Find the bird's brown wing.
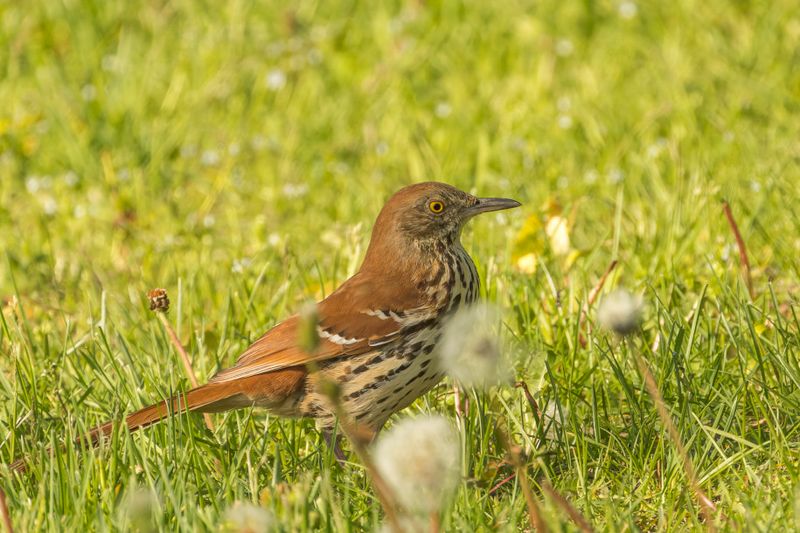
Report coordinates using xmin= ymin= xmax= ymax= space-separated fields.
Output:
xmin=209 ymin=271 xmax=431 ymax=384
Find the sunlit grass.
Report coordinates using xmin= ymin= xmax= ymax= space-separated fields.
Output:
xmin=1 ymin=0 xmax=799 ymax=530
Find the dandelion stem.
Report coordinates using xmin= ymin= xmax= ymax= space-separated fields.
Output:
xmin=498 ymin=429 xmax=548 ymax=532
xmin=541 ymin=481 xmax=594 ymax=533
xmin=721 ymin=201 xmax=754 ymax=300
xmin=630 ymin=342 xmax=719 ymax=530
xmin=314 ymin=374 xmax=402 ymax=532
xmin=0 ymin=486 xmax=13 ymax=533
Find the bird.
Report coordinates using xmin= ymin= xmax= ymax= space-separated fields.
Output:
xmin=10 ymin=182 xmax=520 ymax=471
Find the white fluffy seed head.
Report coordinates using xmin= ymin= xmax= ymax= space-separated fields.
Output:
xmin=119 ymin=488 xmax=159 ymax=532
xmin=439 ymin=304 xmax=511 ymax=389
xmin=597 ymin=289 xmax=644 ymax=336
xmin=223 ymin=501 xmax=275 ymax=533
xmin=373 ymin=416 xmax=461 ymax=515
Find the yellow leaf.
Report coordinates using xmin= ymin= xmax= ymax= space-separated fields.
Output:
xmin=545 ymin=215 xmax=571 ymax=256
xmin=515 ymin=253 xmax=538 ymax=274
xmin=512 ymin=213 xmax=544 ymax=262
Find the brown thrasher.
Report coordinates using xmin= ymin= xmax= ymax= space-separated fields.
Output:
xmin=11 ymin=182 xmax=519 ymax=470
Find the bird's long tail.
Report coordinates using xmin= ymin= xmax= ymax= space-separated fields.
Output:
xmin=8 ymin=380 xmax=252 ymax=473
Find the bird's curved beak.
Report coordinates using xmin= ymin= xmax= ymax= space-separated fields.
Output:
xmin=466 ymin=197 xmax=522 ymax=217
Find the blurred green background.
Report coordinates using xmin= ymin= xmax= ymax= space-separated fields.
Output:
xmin=1 ymin=0 xmax=799 ymax=531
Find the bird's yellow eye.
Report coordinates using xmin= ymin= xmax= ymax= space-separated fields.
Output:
xmin=429 ymin=200 xmax=445 ymax=214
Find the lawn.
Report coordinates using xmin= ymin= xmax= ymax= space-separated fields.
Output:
xmin=1 ymin=0 xmax=799 ymax=530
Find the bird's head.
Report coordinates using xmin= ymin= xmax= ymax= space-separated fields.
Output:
xmin=366 ymin=182 xmax=521 ymax=255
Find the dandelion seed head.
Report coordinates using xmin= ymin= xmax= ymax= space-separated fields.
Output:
xmin=440 ymin=304 xmax=510 ymax=389
xmin=180 ymin=144 xmax=198 ymax=159
xmin=232 ymin=258 xmax=252 ymax=274
xmin=282 ymin=182 xmax=309 ymax=198
xmin=25 ymin=175 xmax=40 ymax=193
xmin=223 ymin=501 xmax=275 ymax=533
xmin=378 ymin=516 xmax=427 ymax=533
xmin=618 ymin=1 xmax=638 ymax=19
xmin=63 ymin=171 xmax=79 ymax=187
xmin=81 ymin=84 xmax=97 ymax=101
xmin=374 ymin=416 xmax=461 ymax=515
xmin=555 ymin=39 xmax=574 ymax=57
xmin=266 ymin=69 xmax=287 ymax=91
xmin=435 ymin=101 xmax=452 ymax=118
xmin=41 ymin=196 xmax=57 ymax=215
xmin=201 ymin=149 xmax=221 ymax=167
xmin=557 ymin=114 xmax=573 ymax=129
xmin=597 ymin=289 xmax=643 ymax=336
xmin=120 ymin=488 xmax=158 ymax=532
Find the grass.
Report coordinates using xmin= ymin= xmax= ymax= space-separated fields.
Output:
xmin=1 ymin=0 xmax=800 ymax=530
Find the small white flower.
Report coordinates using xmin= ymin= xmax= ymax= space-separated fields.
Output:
xmin=320 ymin=229 xmax=343 ymax=248
xmin=63 ymin=171 xmax=79 ymax=187
xmin=618 ymin=1 xmax=638 ymax=19
xmin=557 ymin=114 xmax=573 ymax=129
xmin=440 ymin=304 xmax=510 ymax=388
xmin=41 ymin=196 xmax=58 ymax=215
xmin=750 ymin=180 xmax=761 ymax=192
xmin=435 ymin=101 xmax=452 ymax=118
xmin=265 ymin=69 xmax=287 ymax=91
xmin=608 ymin=168 xmax=624 ymax=184
xmin=374 ymin=416 xmax=461 ymax=515
xmin=81 ymin=84 xmax=97 ymax=101
xmin=250 ymin=135 xmax=267 ymax=151
xmin=25 ymin=175 xmax=40 ymax=193
xmin=203 ymin=214 xmax=216 ymax=228
xmin=232 ymin=258 xmax=252 ymax=274
xmin=557 ymin=176 xmax=569 ymax=189
xmin=180 ymin=144 xmax=198 ymax=159
xmin=282 ymin=182 xmax=308 ymax=198
xmin=584 ymin=170 xmax=599 ymax=184
xmin=228 ymin=142 xmax=241 ymax=156
xmin=101 ymin=54 xmax=119 ymax=71
xmin=597 ymin=289 xmax=644 ymax=335
xmin=267 ymin=232 xmax=282 ymax=247
xmin=307 ymin=48 xmax=323 ymax=65
xmin=375 ymin=141 xmax=389 ymax=156
xmin=223 ymin=501 xmax=275 ymax=533
xmin=555 ymin=39 xmax=574 ymax=57
xmin=201 ymin=149 xmax=220 ymax=167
